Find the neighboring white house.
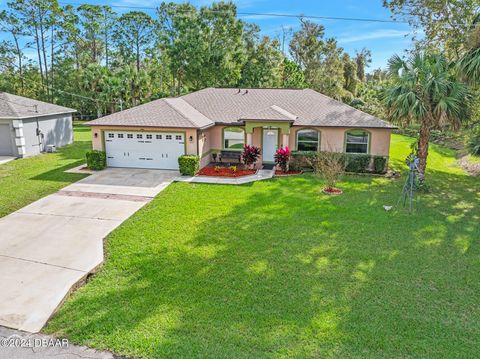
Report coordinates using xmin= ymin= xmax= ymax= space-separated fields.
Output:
xmin=0 ymin=92 xmax=76 ymax=157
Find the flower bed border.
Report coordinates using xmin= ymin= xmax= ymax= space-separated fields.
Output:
xmin=197 ymin=167 xmax=258 ymax=178
xmin=322 ymin=187 xmax=343 ymax=195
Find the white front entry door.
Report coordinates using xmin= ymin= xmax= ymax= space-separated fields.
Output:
xmin=262 ymin=129 xmax=278 ymax=163
xmin=104 ymin=131 xmax=185 ymax=170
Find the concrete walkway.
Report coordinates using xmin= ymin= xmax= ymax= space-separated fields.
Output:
xmin=0 ymin=326 xmax=115 ymax=358
xmin=175 ymin=169 xmax=275 ymax=185
xmin=0 ymin=168 xmax=177 ymax=333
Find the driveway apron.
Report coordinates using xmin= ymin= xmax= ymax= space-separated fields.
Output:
xmin=0 ymin=168 xmax=178 ymax=333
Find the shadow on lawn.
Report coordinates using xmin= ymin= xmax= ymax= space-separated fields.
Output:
xmin=46 ymin=171 xmax=479 ymax=358
xmin=30 ymin=140 xmax=91 ymax=182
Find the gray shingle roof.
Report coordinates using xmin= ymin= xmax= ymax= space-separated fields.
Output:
xmin=240 ymin=105 xmax=297 ymax=121
xmin=88 ymin=98 xmax=213 ymax=128
xmin=0 ymin=92 xmax=75 ymax=119
xmin=89 ymin=88 xmax=396 ymax=129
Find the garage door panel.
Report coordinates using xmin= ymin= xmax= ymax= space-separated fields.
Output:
xmin=105 ymin=131 xmax=185 ymax=170
xmin=0 ymin=124 xmax=14 ymax=156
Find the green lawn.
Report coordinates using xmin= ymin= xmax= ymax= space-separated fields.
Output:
xmin=0 ymin=122 xmax=91 ymax=218
xmin=45 ymin=134 xmax=479 ymax=358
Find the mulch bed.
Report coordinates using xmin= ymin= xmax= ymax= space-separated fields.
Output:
xmin=198 ymin=167 xmax=257 ymax=178
xmin=275 ymin=170 xmax=302 ymax=176
xmin=322 ymin=187 xmax=343 ymax=195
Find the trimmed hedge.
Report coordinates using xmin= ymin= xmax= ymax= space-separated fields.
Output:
xmin=178 ymin=155 xmax=200 ymax=176
xmin=373 ymin=156 xmax=388 ymax=174
xmin=290 ymin=151 xmax=316 ymax=171
xmin=290 ymin=151 xmax=388 ymax=174
xmin=86 ymin=150 xmax=106 ymax=170
xmin=345 ymin=154 xmax=371 ymax=173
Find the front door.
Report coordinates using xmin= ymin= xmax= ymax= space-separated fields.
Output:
xmin=262 ymin=128 xmax=278 ymax=163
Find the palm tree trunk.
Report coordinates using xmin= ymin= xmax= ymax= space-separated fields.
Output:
xmin=417 ymin=121 xmax=430 ymax=181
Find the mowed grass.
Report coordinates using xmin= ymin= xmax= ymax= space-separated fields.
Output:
xmin=45 ymin=134 xmax=480 ymax=358
xmin=0 ymin=122 xmax=91 ymax=218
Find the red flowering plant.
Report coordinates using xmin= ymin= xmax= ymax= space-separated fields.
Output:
xmin=274 ymin=146 xmax=291 ymax=173
xmin=242 ymin=144 xmax=261 ymax=169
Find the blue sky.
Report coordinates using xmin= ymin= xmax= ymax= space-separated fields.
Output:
xmin=1 ymin=0 xmax=415 ymax=70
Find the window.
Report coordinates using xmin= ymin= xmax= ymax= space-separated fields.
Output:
xmin=108 ymin=133 xmax=114 ymax=138
xmin=156 ymin=134 xmax=162 ymax=139
xmin=127 ymin=134 xmax=133 ymax=139
xmin=137 ymin=134 xmax=143 ymax=139
xmin=117 ymin=134 xmax=124 ymax=138
xmin=345 ymin=130 xmax=369 ymax=154
xmin=297 ymin=129 xmax=319 ymax=151
xmin=223 ymin=127 xmax=245 ymax=150
xmin=166 ymin=135 xmax=172 ymax=140
xmin=146 ymin=134 xmax=152 ymax=139
xmin=176 ymin=135 xmax=182 ymax=140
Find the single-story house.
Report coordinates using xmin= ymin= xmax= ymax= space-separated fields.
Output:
xmin=87 ymin=88 xmax=396 ymax=170
xmin=0 ymin=92 xmax=76 ymax=157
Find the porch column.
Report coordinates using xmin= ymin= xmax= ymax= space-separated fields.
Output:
xmin=246 ymin=132 xmax=253 ymax=146
xmin=282 ymin=133 xmax=289 ymax=148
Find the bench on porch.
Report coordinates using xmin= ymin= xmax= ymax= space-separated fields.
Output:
xmin=219 ymin=150 xmax=242 ymax=163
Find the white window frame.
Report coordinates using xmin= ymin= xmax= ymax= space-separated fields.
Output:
xmin=296 ymin=129 xmax=320 ymax=152
xmin=345 ymin=130 xmax=370 ymax=154
xmin=223 ymin=127 xmax=245 ymax=151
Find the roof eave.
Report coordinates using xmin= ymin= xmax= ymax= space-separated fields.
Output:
xmin=0 ymin=109 xmax=76 ymax=120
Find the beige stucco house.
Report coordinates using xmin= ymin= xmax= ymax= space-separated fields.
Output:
xmin=87 ymin=88 xmax=396 ymax=170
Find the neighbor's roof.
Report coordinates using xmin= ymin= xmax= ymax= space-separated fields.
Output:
xmin=0 ymin=92 xmax=76 ymax=119
xmin=89 ymin=88 xmax=396 ymax=129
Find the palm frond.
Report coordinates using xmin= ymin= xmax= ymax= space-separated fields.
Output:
xmin=457 ymin=47 xmax=480 ymax=85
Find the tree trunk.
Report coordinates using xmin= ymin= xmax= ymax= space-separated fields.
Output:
xmin=416 ymin=121 xmax=430 ymax=181
xmin=136 ymin=36 xmax=140 ymax=72
xmin=50 ymin=26 xmax=55 ymax=102
xmin=13 ymin=34 xmax=23 ymax=93
xmin=34 ymin=25 xmax=45 ymax=88
xmin=104 ymin=31 xmax=109 ymax=68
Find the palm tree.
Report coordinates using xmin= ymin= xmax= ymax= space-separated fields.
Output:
xmin=458 ymin=48 xmax=480 ymax=84
xmin=383 ymin=52 xmax=469 ymax=180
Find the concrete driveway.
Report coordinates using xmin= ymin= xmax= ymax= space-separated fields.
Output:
xmin=0 ymin=156 xmax=15 ymax=165
xmin=0 ymin=168 xmax=178 ymax=333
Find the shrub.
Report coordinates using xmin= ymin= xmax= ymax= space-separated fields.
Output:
xmin=466 ymin=125 xmax=480 ymax=156
xmin=307 ymin=151 xmax=345 ymax=189
xmin=373 ymin=156 xmax=388 ymax=174
xmin=290 ymin=151 xmax=316 ymax=170
xmin=242 ymin=144 xmax=261 ymax=168
xmin=178 ymin=155 xmax=200 ymax=176
xmin=274 ymin=146 xmax=291 ymax=172
xmin=86 ymin=150 xmax=106 ymax=170
xmin=345 ymin=154 xmax=370 ymax=173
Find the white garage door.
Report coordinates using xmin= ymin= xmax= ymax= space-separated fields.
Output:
xmin=105 ymin=131 xmax=185 ymax=170
xmin=0 ymin=124 xmax=14 ymax=156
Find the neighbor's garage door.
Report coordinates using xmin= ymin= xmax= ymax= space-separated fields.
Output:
xmin=0 ymin=124 xmax=13 ymax=156
xmin=104 ymin=131 xmax=185 ymax=170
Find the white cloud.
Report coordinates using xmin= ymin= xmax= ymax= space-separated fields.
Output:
xmin=338 ymin=29 xmax=410 ymax=44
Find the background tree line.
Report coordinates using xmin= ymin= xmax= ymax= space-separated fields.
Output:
xmin=0 ymin=0 xmax=377 ymax=118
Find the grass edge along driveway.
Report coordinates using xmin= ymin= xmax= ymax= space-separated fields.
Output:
xmin=45 ymin=134 xmax=480 ymax=358
xmin=0 ymin=122 xmax=91 ymax=218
